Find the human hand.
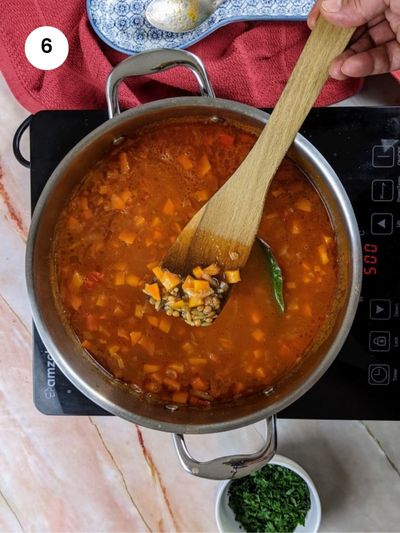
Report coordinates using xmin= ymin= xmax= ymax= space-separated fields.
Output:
xmin=308 ymin=0 xmax=400 ymax=79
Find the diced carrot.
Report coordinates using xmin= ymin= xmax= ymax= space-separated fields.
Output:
xmin=251 ymin=311 xmax=262 ymax=324
xmin=225 ymin=270 xmax=241 ymax=284
xmin=163 ymin=377 xmax=181 ymax=391
xmin=288 ymin=302 xmax=300 ymax=311
xmin=144 ymin=381 xmax=161 ymax=393
xmin=99 ymin=185 xmax=109 ymax=195
xmin=153 ymin=230 xmax=163 ymax=241
xmin=163 ymin=198 xmax=175 ymax=216
xmin=67 ymin=216 xmax=82 ymax=231
xmin=193 ymin=189 xmax=210 ymax=202
xmin=151 ymin=216 xmax=161 ymax=227
xmin=112 ymin=306 xmax=125 ymax=319
xmin=255 ymin=367 xmax=266 ymax=379
xmin=138 ymin=336 xmax=155 ymax=356
xmin=81 ymin=339 xmax=92 ymax=350
xmin=295 ymin=198 xmax=312 ymax=212
xmin=188 ymin=358 xmax=207 ymax=366
xmin=191 ymin=376 xmax=208 ymax=391
xmin=192 ymin=266 xmax=204 ymax=279
xmin=159 ymin=318 xmax=172 ymax=334
xmin=147 ymin=261 xmax=159 ymax=271
xmin=108 ymin=345 xmax=120 ymax=357
xmin=302 ymin=262 xmax=311 ymax=271
xmin=232 ymin=382 xmax=245 ymax=395
xmin=70 ymin=294 xmax=82 ymax=310
xmin=126 ymin=274 xmax=140 ymax=287
xmin=152 ymin=266 xmax=164 ymax=282
xmin=130 ymin=331 xmax=142 ymax=346
xmin=291 ymin=221 xmax=301 ymax=235
xmin=143 ymin=364 xmax=161 ymax=374
xmin=86 ymin=314 xmax=98 ymax=331
xmin=118 ymin=231 xmax=135 ymax=245
xmin=271 ymin=188 xmax=284 ymax=198
xmin=111 ymin=193 xmax=125 ymax=210
xmin=160 ymin=271 xmax=181 ymax=291
xmin=114 ymin=261 xmax=127 ymax=272
xmin=265 ymin=212 xmax=278 ymax=220
xmin=317 ymin=244 xmax=329 ymax=265
xmin=203 ymin=263 xmax=220 ymax=276
xmin=323 ymin=235 xmax=333 ymax=245
xmin=182 ymin=342 xmax=194 ymax=354
xmin=143 ymin=283 xmax=161 ymax=301
xmin=115 ymin=272 xmax=125 ymax=286
xmin=96 ymin=294 xmax=108 ymax=307
xmin=134 ymin=215 xmax=145 ymax=227
xmin=145 ymin=238 xmax=153 ymax=248
xmin=82 ymin=209 xmax=93 ymax=220
xmin=287 ymin=282 xmax=297 ymax=289
xmin=135 ymin=304 xmax=144 ymax=319
xmin=119 ymin=152 xmax=130 ymax=173
xmin=189 ymin=295 xmax=204 ymax=308
xmin=171 ymin=299 xmax=185 ymax=310
xmin=196 ymin=154 xmax=211 ymax=177
xmin=79 ymin=196 xmax=89 ymax=210
xmin=70 ymin=271 xmax=83 ymax=291
xmin=116 ymin=328 xmax=129 ymax=340
xmin=251 ymin=329 xmax=265 ymax=342
xmin=218 ymin=133 xmax=234 ymax=146
xmin=121 ymin=190 xmax=131 ymax=203
xmin=182 ymin=275 xmax=194 ymax=291
xmin=147 ymin=315 xmax=159 ymax=327
xmin=177 ymin=154 xmax=193 ymax=170
xmin=303 ymin=303 xmax=312 ymax=317
xmin=193 ymin=280 xmax=210 ymax=292
xmin=169 ymin=363 xmax=184 ymax=374
xmin=253 ymin=349 xmax=263 ymax=359
xmin=172 ymin=391 xmax=189 ymax=404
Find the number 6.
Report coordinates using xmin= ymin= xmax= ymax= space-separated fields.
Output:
xmin=41 ymin=38 xmax=52 ymax=54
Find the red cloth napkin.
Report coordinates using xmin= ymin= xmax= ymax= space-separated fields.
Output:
xmin=0 ymin=1 xmax=364 ymax=113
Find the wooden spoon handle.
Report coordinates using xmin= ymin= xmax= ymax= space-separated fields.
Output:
xmin=237 ymin=16 xmax=355 ymax=198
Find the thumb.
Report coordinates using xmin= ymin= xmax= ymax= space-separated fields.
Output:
xmin=320 ymin=0 xmax=386 ymax=27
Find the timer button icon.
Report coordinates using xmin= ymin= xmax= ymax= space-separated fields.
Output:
xmin=368 ymin=364 xmax=390 ymax=386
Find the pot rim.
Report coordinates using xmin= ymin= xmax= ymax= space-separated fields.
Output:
xmin=26 ymin=96 xmax=362 ymax=433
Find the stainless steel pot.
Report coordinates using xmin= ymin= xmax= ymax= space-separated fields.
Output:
xmin=26 ymin=49 xmax=362 ymax=479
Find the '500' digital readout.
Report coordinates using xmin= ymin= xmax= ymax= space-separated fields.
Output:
xmin=363 ymin=243 xmax=378 ymax=275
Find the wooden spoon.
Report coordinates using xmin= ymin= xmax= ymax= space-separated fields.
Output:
xmin=163 ymin=16 xmax=355 ymax=275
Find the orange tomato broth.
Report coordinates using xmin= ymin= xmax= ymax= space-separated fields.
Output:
xmin=54 ymin=117 xmax=337 ymax=407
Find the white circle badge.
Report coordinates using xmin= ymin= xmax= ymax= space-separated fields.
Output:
xmin=25 ymin=26 xmax=69 ymax=71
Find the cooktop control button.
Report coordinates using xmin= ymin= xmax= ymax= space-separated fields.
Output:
xmin=371 ymin=213 xmax=394 ymax=235
xmin=371 ymin=179 xmax=394 ymax=202
xmin=369 ymin=331 xmax=391 ymax=352
xmin=372 ymin=145 xmax=395 ymax=168
xmin=368 ymin=364 xmax=391 ymax=385
xmin=370 ymin=299 xmax=391 ymax=320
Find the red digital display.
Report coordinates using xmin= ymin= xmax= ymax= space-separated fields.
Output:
xmin=363 ymin=243 xmax=378 ymax=275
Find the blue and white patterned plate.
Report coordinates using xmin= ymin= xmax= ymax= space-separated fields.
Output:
xmin=87 ymin=0 xmax=313 ymax=55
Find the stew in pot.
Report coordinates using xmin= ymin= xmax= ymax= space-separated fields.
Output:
xmin=54 ymin=117 xmax=337 ymax=406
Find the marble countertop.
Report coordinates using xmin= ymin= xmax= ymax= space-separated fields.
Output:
xmin=0 ymin=72 xmax=400 ymax=533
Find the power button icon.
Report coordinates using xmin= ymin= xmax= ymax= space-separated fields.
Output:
xmin=368 ymin=364 xmax=390 ymax=385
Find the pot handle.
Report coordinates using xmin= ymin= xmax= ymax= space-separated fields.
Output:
xmin=172 ymin=415 xmax=277 ymax=480
xmin=106 ymin=49 xmax=215 ymax=119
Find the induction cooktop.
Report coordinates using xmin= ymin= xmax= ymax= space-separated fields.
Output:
xmin=21 ymin=108 xmax=400 ymax=419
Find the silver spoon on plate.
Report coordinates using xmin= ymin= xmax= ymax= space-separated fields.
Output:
xmin=146 ymin=0 xmax=225 ymax=33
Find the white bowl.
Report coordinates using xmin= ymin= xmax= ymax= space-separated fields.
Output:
xmin=215 ymin=454 xmax=321 ymax=533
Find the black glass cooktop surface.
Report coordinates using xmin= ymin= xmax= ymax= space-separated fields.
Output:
xmin=29 ymin=108 xmax=400 ymax=419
